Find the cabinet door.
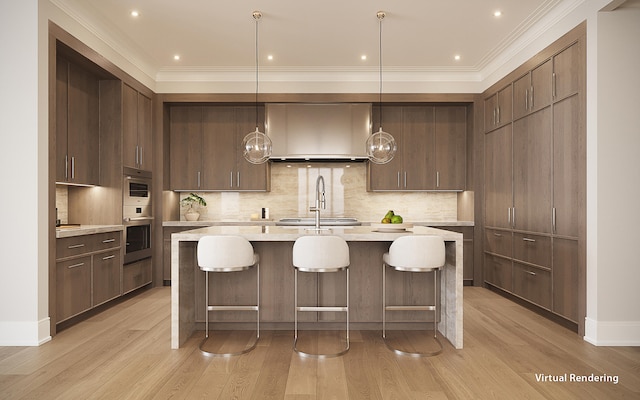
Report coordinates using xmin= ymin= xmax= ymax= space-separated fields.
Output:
xmin=202 ymin=106 xmax=237 ymax=189
xmin=67 ymin=62 xmax=100 ymax=186
xmin=56 ymin=256 xmax=92 ymax=321
xmin=170 ymin=106 xmax=202 ymax=190
xmin=137 ymin=93 xmax=152 ymax=171
xmin=235 ymin=106 xmax=269 ymax=190
xmin=496 ymin=84 xmax=513 ymax=126
xmin=552 ymin=238 xmax=579 ymax=322
xmin=402 ymin=106 xmax=434 ymax=190
xmin=484 ymin=93 xmax=498 ymax=132
xmin=122 ymin=84 xmax=138 ymax=169
xmin=56 ymin=58 xmax=69 ymax=182
xmin=368 ymin=106 xmax=404 ymax=190
xmin=513 ymin=73 xmax=531 ymax=120
xmin=529 ymin=59 xmax=552 ymax=113
xmin=484 ymin=125 xmax=512 ymax=229
xmin=553 ymin=95 xmax=582 ymax=237
xmin=513 ymin=108 xmax=552 ymax=233
xmin=553 ymin=42 xmax=582 ymax=100
xmin=93 ymin=249 xmax=121 ymax=306
xmin=434 ymin=106 xmax=466 ymax=190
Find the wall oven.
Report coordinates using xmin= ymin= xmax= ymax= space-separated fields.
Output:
xmin=123 ymin=167 xmax=152 ymax=264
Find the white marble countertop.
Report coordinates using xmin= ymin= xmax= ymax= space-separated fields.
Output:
xmin=163 ymin=220 xmax=474 ymax=228
xmin=170 ymin=225 xmax=463 ymax=242
xmin=55 ymin=224 xmax=124 ymax=238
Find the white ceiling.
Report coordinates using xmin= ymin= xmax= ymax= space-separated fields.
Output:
xmin=53 ymin=0 xmax=580 ymax=88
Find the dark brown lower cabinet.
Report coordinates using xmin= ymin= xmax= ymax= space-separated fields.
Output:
xmin=484 ymin=253 xmax=512 ymax=291
xmin=552 ymin=238 xmax=579 ymax=322
xmin=512 ymin=262 xmax=552 ymax=309
xmin=123 ymin=258 xmax=152 ymax=294
xmin=93 ymin=249 xmax=122 ymax=306
xmin=56 ymin=256 xmax=92 ymax=322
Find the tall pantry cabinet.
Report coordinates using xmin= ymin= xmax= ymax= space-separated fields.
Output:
xmin=483 ymin=24 xmax=585 ymax=332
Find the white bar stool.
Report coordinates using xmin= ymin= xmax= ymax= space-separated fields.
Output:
xmin=382 ymin=235 xmax=445 ymax=357
xmin=197 ymin=235 xmax=259 ymax=356
xmin=292 ymin=235 xmax=350 ymax=358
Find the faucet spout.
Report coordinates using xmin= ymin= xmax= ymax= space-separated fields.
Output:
xmin=310 ymin=175 xmax=326 ymax=230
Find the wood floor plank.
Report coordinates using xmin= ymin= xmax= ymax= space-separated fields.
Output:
xmin=1 ymin=286 xmax=638 ymax=400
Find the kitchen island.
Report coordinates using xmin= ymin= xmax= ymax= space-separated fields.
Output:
xmin=171 ymin=225 xmax=463 ymax=349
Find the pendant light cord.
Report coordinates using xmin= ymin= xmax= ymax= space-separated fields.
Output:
xmin=378 ymin=12 xmax=384 ymax=132
xmin=254 ymin=11 xmax=261 ymax=131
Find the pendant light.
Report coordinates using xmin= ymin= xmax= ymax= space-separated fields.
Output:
xmin=366 ymin=11 xmax=397 ymax=164
xmin=242 ymin=11 xmax=272 ymax=164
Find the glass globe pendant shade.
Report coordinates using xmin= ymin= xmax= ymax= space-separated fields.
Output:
xmin=366 ymin=127 xmax=397 ymax=164
xmin=242 ymin=127 xmax=272 ymax=164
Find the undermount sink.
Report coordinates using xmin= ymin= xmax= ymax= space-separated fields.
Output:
xmin=276 ymin=218 xmax=361 ymax=226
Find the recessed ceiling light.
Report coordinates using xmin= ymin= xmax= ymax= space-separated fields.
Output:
xmin=130 ymin=10 xmax=139 ymax=17
xmin=454 ymin=55 xmax=461 ymax=61
xmin=361 ymin=55 xmax=367 ymax=61
xmin=494 ymin=10 xmax=502 ymax=17
xmin=267 ymin=55 xmax=273 ymax=61
xmin=173 ymin=55 xmax=180 ymax=61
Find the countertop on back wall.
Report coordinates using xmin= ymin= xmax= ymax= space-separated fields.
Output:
xmin=55 ymin=224 xmax=124 ymax=238
xmin=162 ymin=220 xmax=474 ymax=227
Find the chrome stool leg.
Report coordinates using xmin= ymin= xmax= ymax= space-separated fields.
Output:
xmin=382 ymin=264 xmax=443 ymax=357
xmin=199 ymin=263 xmax=260 ymax=357
xmin=293 ymin=268 xmax=349 ymax=358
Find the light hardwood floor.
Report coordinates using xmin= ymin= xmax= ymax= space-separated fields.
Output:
xmin=1 ymin=287 xmax=638 ymax=399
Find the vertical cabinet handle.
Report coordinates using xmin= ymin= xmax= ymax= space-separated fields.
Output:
xmin=493 ymin=108 xmax=497 ymax=126
xmin=71 ymin=156 xmax=75 ymax=180
xmin=397 ymin=171 xmax=400 ymax=188
xmin=65 ymin=155 xmax=69 ymax=180
xmin=139 ymin=146 xmax=143 ymax=167
xmin=508 ymin=207 xmax=511 ymax=225
xmin=197 ymin=171 xmax=201 ymax=188
xmin=237 ymin=171 xmax=240 ymax=188
xmin=135 ymin=145 xmax=139 ymax=166
xmin=552 ymin=207 xmax=557 ymax=233
xmin=530 ymin=86 xmax=534 ymax=109
xmin=512 ymin=207 xmax=516 ymax=228
xmin=404 ymin=171 xmax=407 ymax=188
xmin=525 ymin=89 xmax=528 ymax=111
xmin=552 ymin=72 xmax=557 ymax=99
xmin=497 ymin=106 xmax=501 ymax=124
xmin=230 ymin=171 xmax=234 ymax=188
xmin=436 ymin=171 xmax=440 ymax=188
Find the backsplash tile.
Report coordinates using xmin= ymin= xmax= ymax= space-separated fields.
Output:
xmin=180 ymin=163 xmax=458 ymax=222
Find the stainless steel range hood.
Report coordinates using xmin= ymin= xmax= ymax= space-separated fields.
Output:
xmin=266 ymin=103 xmax=372 ymax=161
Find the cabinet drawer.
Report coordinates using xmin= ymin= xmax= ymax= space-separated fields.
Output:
xmin=485 ymin=229 xmax=512 ymax=257
xmin=513 ymin=233 xmax=551 ymax=268
xmin=57 ymin=232 xmax=121 ymax=259
xmin=123 ymin=258 xmax=152 ymax=294
xmin=484 ymin=253 xmax=512 ymax=291
xmin=512 ymin=262 xmax=551 ymax=309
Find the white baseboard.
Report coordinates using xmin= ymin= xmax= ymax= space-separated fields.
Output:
xmin=0 ymin=317 xmax=51 ymax=346
xmin=584 ymin=317 xmax=640 ymax=346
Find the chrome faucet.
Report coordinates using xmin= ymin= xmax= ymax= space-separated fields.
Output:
xmin=310 ymin=175 xmax=326 ymax=230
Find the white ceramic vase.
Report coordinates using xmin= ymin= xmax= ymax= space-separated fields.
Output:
xmin=184 ymin=207 xmax=200 ymax=221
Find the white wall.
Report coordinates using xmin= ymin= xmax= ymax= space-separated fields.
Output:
xmin=0 ymin=0 xmax=51 ymax=345
xmin=584 ymin=0 xmax=640 ymax=345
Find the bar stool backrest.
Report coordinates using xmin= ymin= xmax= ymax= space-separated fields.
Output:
xmin=197 ymin=235 xmax=256 ymax=271
xmin=387 ymin=235 xmax=445 ymax=269
xmin=293 ymin=235 xmax=350 ymax=271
